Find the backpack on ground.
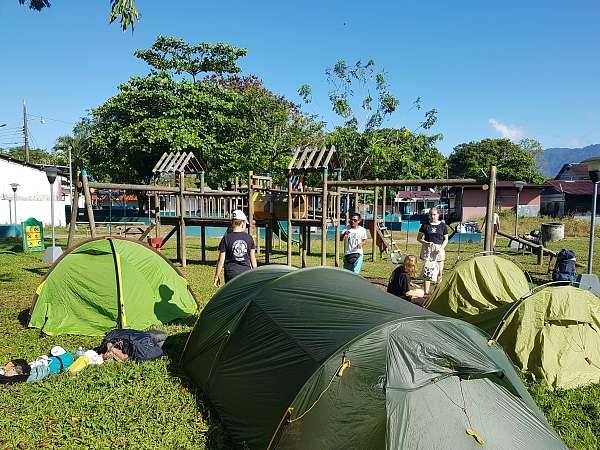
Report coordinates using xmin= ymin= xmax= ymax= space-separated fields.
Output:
xmin=553 ymin=249 xmax=577 ymax=282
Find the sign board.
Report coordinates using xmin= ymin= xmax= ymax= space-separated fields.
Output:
xmin=22 ymin=218 xmax=45 ymax=253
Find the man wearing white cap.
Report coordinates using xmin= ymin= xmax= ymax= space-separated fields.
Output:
xmin=214 ymin=210 xmax=257 ymax=286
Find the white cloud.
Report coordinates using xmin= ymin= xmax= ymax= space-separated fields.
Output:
xmin=488 ymin=118 xmax=524 ymax=141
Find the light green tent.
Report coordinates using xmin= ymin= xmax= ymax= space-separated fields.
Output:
xmin=183 ymin=266 xmax=565 ymax=449
xmin=483 ymin=285 xmax=600 ymax=390
xmin=427 ymin=255 xmax=530 ymax=318
xmin=29 ymin=237 xmax=198 ymax=336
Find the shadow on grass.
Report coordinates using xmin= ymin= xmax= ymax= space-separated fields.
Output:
xmin=17 ymin=308 xmax=31 ymax=328
xmin=0 ymin=238 xmax=22 ymax=253
xmin=0 ymin=273 xmax=15 ymax=282
xmin=24 ymin=267 xmax=48 ymax=276
xmin=163 ymin=331 xmax=236 ymax=450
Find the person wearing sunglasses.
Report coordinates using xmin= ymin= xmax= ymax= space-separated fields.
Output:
xmin=340 ymin=213 xmax=368 ymax=274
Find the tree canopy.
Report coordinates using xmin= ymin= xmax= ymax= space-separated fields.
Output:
xmin=327 ymin=127 xmax=446 ymax=181
xmin=19 ymin=0 xmax=139 ymax=31
xmin=134 ymin=36 xmax=247 ymax=82
xmin=447 ymin=138 xmax=544 ymax=183
xmin=75 ymin=37 xmax=322 ymax=187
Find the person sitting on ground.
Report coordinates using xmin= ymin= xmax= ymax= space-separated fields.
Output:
xmin=214 ymin=209 xmax=257 ymax=287
xmin=417 ymin=207 xmax=448 ymax=294
xmin=0 ymin=359 xmax=31 ymax=384
xmin=340 ymin=212 xmax=368 ymax=274
xmin=387 ymin=255 xmax=426 ymax=303
xmin=96 ymin=329 xmax=165 ymax=362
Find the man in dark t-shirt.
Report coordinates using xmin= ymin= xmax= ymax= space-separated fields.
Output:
xmin=214 ymin=210 xmax=257 ymax=286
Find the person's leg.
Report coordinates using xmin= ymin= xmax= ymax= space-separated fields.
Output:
xmin=424 ymin=280 xmax=431 ymax=294
xmin=353 ymin=254 xmax=364 ymax=274
xmin=437 ymin=260 xmax=444 ymax=285
xmin=343 ymin=256 xmax=353 ymax=271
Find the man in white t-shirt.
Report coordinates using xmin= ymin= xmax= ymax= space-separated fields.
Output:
xmin=340 ymin=212 xmax=368 ymax=274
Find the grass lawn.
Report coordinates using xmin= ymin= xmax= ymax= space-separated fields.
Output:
xmin=1 ymin=217 xmax=599 ymax=449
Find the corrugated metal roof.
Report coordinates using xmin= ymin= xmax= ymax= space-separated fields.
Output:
xmin=545 ymin=180 xmax=598 ymax=196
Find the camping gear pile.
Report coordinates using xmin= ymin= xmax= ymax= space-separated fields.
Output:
xmin=183 ymin=265 xmax=566 ymax=449
xmin=427 ymin=254 xmax=600 ymax=390
xmin=28 ymin=237 xmax=198 ymax=336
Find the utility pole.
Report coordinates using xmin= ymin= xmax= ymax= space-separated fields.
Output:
xmin=23 ymin=101 xmax=29 ymax=163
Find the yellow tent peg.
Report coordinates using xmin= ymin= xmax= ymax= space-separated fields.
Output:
xmin=466 ymin=428 xmax=485 ymax=445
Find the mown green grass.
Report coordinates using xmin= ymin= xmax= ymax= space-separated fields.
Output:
xmin=1 ymin=218 xmax=599 ymax=449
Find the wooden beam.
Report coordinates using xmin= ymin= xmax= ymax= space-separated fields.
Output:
xmin=321 ymin=168 xmax=328 ymax=266
xmin=328 ymin=178 xmax=479 ymax=187
xmin=81 ymin=171 xmax=97 ymax=238
xmin=287 ymin=174 xmax=293 ymax=266
xmin=67 ymin=185 xmax=80 ymax=248
xmin=484 ymin=166 xmax=497 ymax=252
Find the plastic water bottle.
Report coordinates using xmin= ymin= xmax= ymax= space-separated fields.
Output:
xmin=76 ymin=346 xmax=85 ymax=358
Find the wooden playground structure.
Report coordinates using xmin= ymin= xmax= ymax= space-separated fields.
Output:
xmin=67 ymin=149 xmax=506 ymax=268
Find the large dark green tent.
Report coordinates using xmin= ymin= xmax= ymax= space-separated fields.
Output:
xmin=182 ymin=266 xmax=565 ymax=449
xmin=29 ymin=237 xmax=198 ymax=336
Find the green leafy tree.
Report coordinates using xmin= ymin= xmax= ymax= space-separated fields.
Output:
xmin=76 ymin=38 xmax=322 ymax=188
xmin=327 ymin=127 xmax=445 ymax=180
xmin=518 ymin=138 xmax=545 ymax=174
xmin=52 ymin=126 xmax=91 ymax=172
xmin=1 ymin=146 xmax=55 ymax=164
xmin=447 ymin=138 xmax=544 ymax=182
xmin=134 ymin=36 xmax=247 ymax=82
xmin=19 ymin=0 xmax=139 ymax=31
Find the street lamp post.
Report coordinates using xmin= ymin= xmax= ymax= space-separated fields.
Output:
xmin=9 ymin=183 xmax=19 ymax=224
xmin=578 ymin=157 xmax=600 ymax=295
xmin=42 ymin=167 xmax=63 ymax=263
xmin=513 ymin=181 xmax=526 ymax=237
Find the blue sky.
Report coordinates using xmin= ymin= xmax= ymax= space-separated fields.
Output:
xmin=1 ymin=0 xmax=600 ymax=155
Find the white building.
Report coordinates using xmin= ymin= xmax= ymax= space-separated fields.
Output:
xmin=0 ymin=155 xmax=69 ymax=226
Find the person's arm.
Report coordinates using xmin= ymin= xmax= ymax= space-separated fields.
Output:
xmin=340 ymin=227 xmax=349 ymax=241
xmin=359 ymin=228 xmax=368 ymax=248
xmin=417 ymin=231 xmax=429 ymax=246
xmin=249 ymin=249 xmax=257 ymax=268
xmin=441 ymin=233 xmax=449 ymax=250
xmin=214 ymin=252 xmax=226 ymax=287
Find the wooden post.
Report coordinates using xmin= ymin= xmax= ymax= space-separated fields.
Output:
xmin=334 ymin=170 xmax=342 ymax=267
xmin=265 ymin=222 xmax=272 ymax=264
xmin=201 ymin=226 xmax=206 ymax=262
xmin=301 ymin=225 xmax=307 ymax=268
xmin=354 ymin=191 xmax=359 ymax=215
xmin=178 ymin=172 xmax=187 ymax=267
xmin=248 ymin=171 xmax=256 ymax=253
xmin=154 ymin=193 xmax=160 ymax=239
xmin=287 ymin=173 xmax=293 ymax=266
xmin=67 ymin=181 xmax=80 ymax=248
xmin=382 ymin=186 xmax=387 ymax=220
xmin=306 ymin=225 xmax=311 ymax=255
xmin=200 ymin=171 xmax=205 ymax=193
xmin=484 ymin=166 xmax=497 ymax=253
xmin=321 ymin=168 xmax=328 ymax=266
xmin=80 ymin=170 xmax=97 ymax=238
xmin=372 ymin=180 xmax=379 ymax=261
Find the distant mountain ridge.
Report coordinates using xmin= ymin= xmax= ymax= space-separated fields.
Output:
xmin=540 ymin=144 xmax=600 ymax=178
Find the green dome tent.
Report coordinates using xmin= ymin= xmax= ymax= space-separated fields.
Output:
xmin=484 ymin=285 xmax=600 ymax=390
xmin=29 ymin=237 xmax=198 ymax=336
xmin=427 ymin=255 xmax=530 ymax=318
xmin=182 ymin=266 xmax=565 ymax=449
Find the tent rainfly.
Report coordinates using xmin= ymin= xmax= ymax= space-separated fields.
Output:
xmin=427 ymin=254 xmax=530 ymax=318
xmin=29 ymin=237 xmax=198 ymax=336
xmin=182 ymin=266 xmax=565 ymax=449
xmin=479 ymin=285 xmax=600 ymax=390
